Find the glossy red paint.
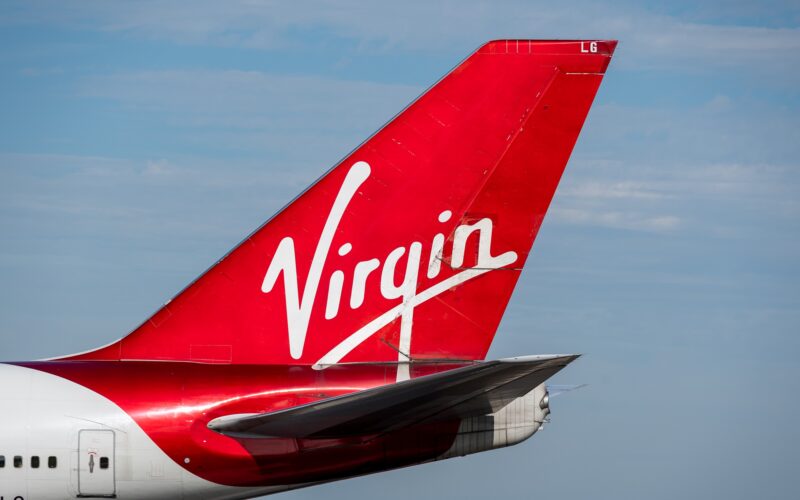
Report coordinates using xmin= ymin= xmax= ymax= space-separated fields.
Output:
xmin=20 ymin=40 xmax=617 ymax=489
xmin=22 ymin=361 xmax=466 ymax=487
xmin=59 ymin=40 xmax=616 ymax=367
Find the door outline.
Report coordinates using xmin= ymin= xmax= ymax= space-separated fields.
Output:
xmin=77 ymin=429 xmax=116 ymax=498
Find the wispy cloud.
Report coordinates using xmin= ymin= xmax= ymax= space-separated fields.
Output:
xmin=26 ymin=69 xmax=800 ymax=238
xmin=0 ymin=153 xmax=316 ymax=249
xmin=6 ymin=1 xmax=800 ymax=77
xmin=551 ymin=160 xmax=799 ymax=235
xmin=551 ymin=207 xmax=681 ymax=232
xmin=560 ymin=181 xmax=669 ymax=201
xmin=80 ymin=69 xmax=420 ymax=129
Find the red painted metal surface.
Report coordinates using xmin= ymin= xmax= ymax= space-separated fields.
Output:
xmin=20 ymin=40 xmax=617 ymax=488
xmin=21 ymin=361 xmax=463 ymax=486
xmin=58 ymin=40 xmax=616 ymax=367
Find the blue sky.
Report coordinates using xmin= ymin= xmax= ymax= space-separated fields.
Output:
xmin=1 ymin=1 xmax=799 ymax=498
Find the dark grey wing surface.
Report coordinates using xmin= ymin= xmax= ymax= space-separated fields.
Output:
xmin=208 ymin=354 xmax=577 ymax=439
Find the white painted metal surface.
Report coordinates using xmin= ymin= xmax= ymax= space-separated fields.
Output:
xmin=78 ymin=430 xmax=115 ymax=498
xmin=437 ymin=384 xmax=549 ymax=460
xmin=0 ymin=363 xmax=279 ymax=500
xmin=0 ymin=362 xmax=550 ymax=499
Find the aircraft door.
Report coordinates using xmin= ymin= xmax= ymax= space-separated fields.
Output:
xmin=78 ymin=429 xmax=116 ymax=498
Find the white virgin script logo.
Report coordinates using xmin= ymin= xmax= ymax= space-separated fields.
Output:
xmin=261 ymin=161 xmax=518 ymax=378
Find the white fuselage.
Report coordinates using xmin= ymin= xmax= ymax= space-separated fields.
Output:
xmin=0 ymin=363 xmax=280 ymax=500
xmin=0 ymin=362 xmax=547 ymax=500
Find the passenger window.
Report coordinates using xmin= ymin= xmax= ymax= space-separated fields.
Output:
xmin=99 ymin=456 xmax=109 ymax=469
xmin=31 ymin=456 xmax=40 ymax=468
xmin=48 ymin=456 xmax=57 ymax=468
xmin=0 ymin=455 xmax=5 ymax=467
xmin=14 ymin=455 xmax=22 ymax=468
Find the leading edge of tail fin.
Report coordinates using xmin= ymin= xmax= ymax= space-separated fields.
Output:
xmin=60 ymin=40 xmax=617 ymax=366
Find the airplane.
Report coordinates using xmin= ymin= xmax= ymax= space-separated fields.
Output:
xmin=0 ymin=39 xmax=616 ymax=499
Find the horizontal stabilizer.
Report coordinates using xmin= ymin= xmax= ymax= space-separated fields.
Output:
xmin=207 ymin=354 xmax=577 ymax=439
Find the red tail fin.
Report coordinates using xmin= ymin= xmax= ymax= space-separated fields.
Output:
xmin=62 ymin=40 xmax=616 ymax=367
